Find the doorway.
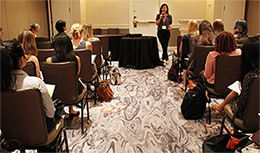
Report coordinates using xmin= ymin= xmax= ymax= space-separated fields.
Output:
xmin=129 ymin=0 xmax=161 ymax=37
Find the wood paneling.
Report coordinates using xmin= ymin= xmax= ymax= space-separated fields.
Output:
xmin=0 ymin=1 xmax=48 ymax=41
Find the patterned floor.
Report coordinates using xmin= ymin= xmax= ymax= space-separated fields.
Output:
xmin=10 ymin=54 xmax=228 ymax=153
xmin=65 ymin=58 xmax=227 ymax=153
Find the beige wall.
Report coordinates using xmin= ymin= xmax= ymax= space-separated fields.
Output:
xmin=2 ymin=0 xmax=254 ymax=44
xmin=246 ymin=0 xmax=260 ymax=36
xmin=165 ymin=0 xmax=207 ymax=24
xmin=206 ymin=0 xmax=214 ymax=23
xmin=0 ymin=0 xmax=48 ymax=41
xmin=222 ymin=0 xmax=245 ymax=32
xmin=80 ymin=0 xmax=129 ymax=28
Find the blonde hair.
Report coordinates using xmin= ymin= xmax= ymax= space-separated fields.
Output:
xmin=188 ymin=19 xmax=199 ymax=36
xmin=18 ymin=30 xmax=38 ymax=56
xmin=82 ymin=24 xmax=93 ymax=41
xmin=70 ymin=23 xmax=83 ymax=38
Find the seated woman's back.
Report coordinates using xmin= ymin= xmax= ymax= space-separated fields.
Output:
xmin=204 ymin=31 xmax=242 ymax=85
xmin=18 ymin=30 xmax=42 ymax=79
xmin=70 ymin=23 xmax=92 ymax=50
xmin=46 ymin=35 xmax=81 ymax=75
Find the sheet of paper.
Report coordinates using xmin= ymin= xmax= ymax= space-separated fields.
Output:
xmin=45 ymin=84 xmax=55 ymax=97
xmin=228 ymin=80 xmax=241 ymax=95
xmin=91 ymin=55 xmax=96 ymax=64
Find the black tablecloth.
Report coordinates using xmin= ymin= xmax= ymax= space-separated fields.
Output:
xmin=107 ymin=34 xmax=127 ymax=61
xmin=94 ymin=34 xmax=127 ymax=61
xmin=119 ymin=36 xmax=163 ymax=69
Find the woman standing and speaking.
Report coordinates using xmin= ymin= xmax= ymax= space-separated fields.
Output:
xmin=156 ymin=3 xmax=172 ymax=65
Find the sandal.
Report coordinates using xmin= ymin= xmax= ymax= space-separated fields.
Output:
xmin=211 ymin=104 xmax=221 ymax=115
xmin=87 ymin=90 xmax=95 ymax=99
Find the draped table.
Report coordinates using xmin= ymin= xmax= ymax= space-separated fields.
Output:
xmin=119 ymin=36 xmax=163 ymax=69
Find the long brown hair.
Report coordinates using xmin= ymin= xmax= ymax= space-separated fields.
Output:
xmin=193 ymin=20 xmax=215 ymax=45
xmin=215 ymin=31 xmax=237 ymax=53
xmin=18 ymin=30 xmax=38 ymax=56
xmin=213 ymin=19 xmax=224 ymax=34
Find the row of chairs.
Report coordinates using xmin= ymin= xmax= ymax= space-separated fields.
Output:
xmin=176 ymin=35 xmax=259 ymax=133
xmin=22 ymin=49 xmax=97 ymax=131
xmin=93 ymin=28 xmax=120 ymax=35
xmin=1 ymin=50 xmax=96 ymax=151
xmin=1 ymin=88 xmax=69 ymax=152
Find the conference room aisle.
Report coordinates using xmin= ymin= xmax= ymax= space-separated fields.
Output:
xmin=64 ymin=57 xmax=227 ymax=153
xmin=9 ymin=55 xmax=228 ymax=153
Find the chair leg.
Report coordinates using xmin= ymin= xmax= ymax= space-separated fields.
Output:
xmin=208 ymin=96 xmax=211 ymax=124
xmin=86 ymin=97 xmax=90 ymax=120
xmin=94 ymin=77 xmax=98 ymax=105
xmin=81 ymin=99 xmax=84 ymax=134
xmin=63 ymin=128 xmax=69 ymax=153
xmin=220 ymin=117 xmax=226 ymax=135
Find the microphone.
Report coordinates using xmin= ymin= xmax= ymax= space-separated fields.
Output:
xmin=160 ymin=12 xmax=164 ymax=20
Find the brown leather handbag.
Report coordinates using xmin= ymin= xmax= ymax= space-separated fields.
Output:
xmin=96 ymin=80 xmax=113 ymax=102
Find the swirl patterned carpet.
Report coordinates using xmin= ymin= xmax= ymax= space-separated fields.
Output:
xmin=66 ymin=61 xmax=227 ymax=153
xmin=12 ymin=59 xmax=228 ymax=153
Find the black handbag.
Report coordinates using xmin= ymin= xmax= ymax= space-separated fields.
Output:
xmin=203 ymin=119 xmax=251 ymax=152
xmin=53 ymin=99 xmax=64 ymax=118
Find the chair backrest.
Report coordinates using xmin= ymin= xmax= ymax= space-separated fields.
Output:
xmin=107 ymin=28 xmax=119 ymax=34
xmin=35 ymin=37 xmax=49 ymax=43
xmin=93 ymin=28 xmax=102 ymax=35
xmin=237 ymin=44 xmax=243 ymax=49
xmin=214 ymin=54 xmax=241 ymax=95
xmin=194 ymin=45 xmax=215 ymax=76
xmin=189 ymin=37 xmax=194 ymax=54
xmin=177 ymin=35 xmax=182 ymax=55
xmin=90 ymin=40 xmax=102 ymax=67
xmin=23 ymin=61 xmax=36 ymax=76
xmin=41 ymin=62 xmax=78 ymax=104
xmin=36 ymin=41 xmax=53 ymax=49
xmin=96 ymin=35 xmax=109 ymax=57
xmin=1 ymin=88 xmax=48 ymax=146
xmin=243 ymin=77 xmax=260 ymax=130
xmin=37 ymin=48 xmax=55 ymax=64
xmin=236 ymin=37 xmax=248 ymax=44
xmin=74 ymin=49 xmax=92 ymax=83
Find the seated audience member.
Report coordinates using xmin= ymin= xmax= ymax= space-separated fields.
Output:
xmin=1 ymin=41 xmax=58 ymax=133
xmin=82 ymin=24 xmax=100 ymax=42
xmin=0 ymin=27 xmax=3 ymax=46
xmin=213 ymin=19 xmax=224 ymax=35
xmin=198 ymin=31 xmax=242 ymax=89
xmin=211 ymin=35 xmax=259 ymax=117
xmin=53 ymin=20 xmax=69 ymax=42
xmin=233 ymin=19 xmax=250 ymax=39
xmin=70 ymin=23 xmax=92 ymax=50
xmin=179 ymin=19 xmax=199 ymax=87
xmin=187 ymin=20 xmax=216 ymax=74
xmin=46 ymin=36 xmax=86 ymax=117
xmin=82 ymin=23 xmax=110 ymax=68
xmin=18 ymin=30 xmax=42 ymax=79
xmin=29 ymin=23 xmax=40 ymax=37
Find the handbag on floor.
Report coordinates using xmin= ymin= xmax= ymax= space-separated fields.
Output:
xmin=110 ymin=68 xmax=122 ymax=85
xmin=203 ymin=120 xmax=251 ymax=152
xmin=96 ymin=80 xmax=113 ymax=102
xmin=167 ymin=55 xmax=180 ymax=83
xmin=181 ymin=83 xmax=207 ymax=119
xmin=251 ymin=129 xmax=260 ymax=146
xmin=53 ymin=99 xmax=64 ymax=118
